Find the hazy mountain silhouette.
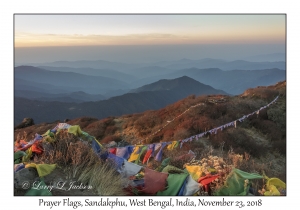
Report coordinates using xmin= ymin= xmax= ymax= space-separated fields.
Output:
xmin=25 ymin=60 xmax=144 ymax=71
xmin=130 ymin=68 xmax=285 ymax=95
xmin=37 ymin=66 xmax=137 ymax=83
xmin=126 ymin=66 xmax=176 ymax=79
xmin=242 ymin=53 xmax=286 ymax=62
xmin=15 ymin=90 xmax=106 ymax=103
xmin=21 ymin=58 xmax=285 ymax=72
xmin=15 ymin=66 xmax=130 ymax=95
xmin=160 ymin=59 xmax=285 ymax=70
xmin=14 ymin=76 xmax=227 ymax=124
xmin=14 ymin=78 xmax=72 ymax=94
xmin=131 ymin=76 xmax=227 ymax=95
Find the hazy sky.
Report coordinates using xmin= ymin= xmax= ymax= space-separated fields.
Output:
xmin=14 ymin=14 xmax=286 ymax=63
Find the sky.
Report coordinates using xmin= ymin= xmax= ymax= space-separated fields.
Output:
xmin=14 ymin=14 xmax=286 ymax=63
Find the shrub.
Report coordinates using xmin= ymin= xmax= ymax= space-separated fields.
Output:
xmin=249 ymin=119 xmax=282 ymax=142
xmin=35 ymin=132 xmax=127 ymax=195
xmin=173 ymin=128 xmax=191 ymax=140
xmin=210 ymin=128 xmax=269 ymax=158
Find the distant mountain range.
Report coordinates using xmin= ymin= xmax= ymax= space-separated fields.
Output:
xmin=14 ymin=76 xmax=228 ymax=124
xmin=37 ymin=66 xmax=137 ymax=83
xmin=19 ymin=57 xmax=285 ymax=73
xmin=130 ymin=68 xmax=286 ymax=95
xmin=15 ymin=65 xmax=286 ymax=95
xmin=14 ymin=90 xmax=106 ymax=103
xmin=14 ymin=57 xmax=286 ymax=124
xmin=242 ymin=53 xmax=286 ymax=62
xmin=15 ymin=66 xmax=129 ymax=95
xmin=149 ymin=59 xmax=285 ymax=71
xmin=20 ymin=59 xmax=142 ymax=71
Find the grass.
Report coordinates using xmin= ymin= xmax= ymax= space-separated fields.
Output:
xmin=31 ymin=130 xmax=128 ymax=196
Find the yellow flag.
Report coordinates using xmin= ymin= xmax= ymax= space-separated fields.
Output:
xmin=26 ymin=163 xmax=57 ymax=177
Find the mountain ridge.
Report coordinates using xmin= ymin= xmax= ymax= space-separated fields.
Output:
xmin=14 ymin=89 xmax=106 ymax=103
xmin=14 ymin=76 xmax=228 ymax=125
xmin=18 ymin=58 xmax=286 ymax=71
xmin=131 ymin=76 xmax=227 ymax=95
xmin=15 ymin=66 xmax=130 ymax=95
xmin=130 ymin=68 xmax=286 ymax=95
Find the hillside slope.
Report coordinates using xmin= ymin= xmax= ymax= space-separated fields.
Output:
xmin=14 ymin=81 xmax=286 ymax=193
xmin=15 ymin=81 xmax=286 ymax=157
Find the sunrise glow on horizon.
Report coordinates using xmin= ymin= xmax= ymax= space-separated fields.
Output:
xmin=15 ymin=14 xmax=285 ymax=47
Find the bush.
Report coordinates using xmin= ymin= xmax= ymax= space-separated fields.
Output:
xmin=210 ymin=128 xmax=269 ymax=158
xmin=35 ymin=132 xmax=127 ymax=195
xmin=249 ymin=119 xmax=282 ymax=142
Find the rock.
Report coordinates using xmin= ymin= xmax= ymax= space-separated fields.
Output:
xmin=14 ymin=118 xmax=35 ymax=130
